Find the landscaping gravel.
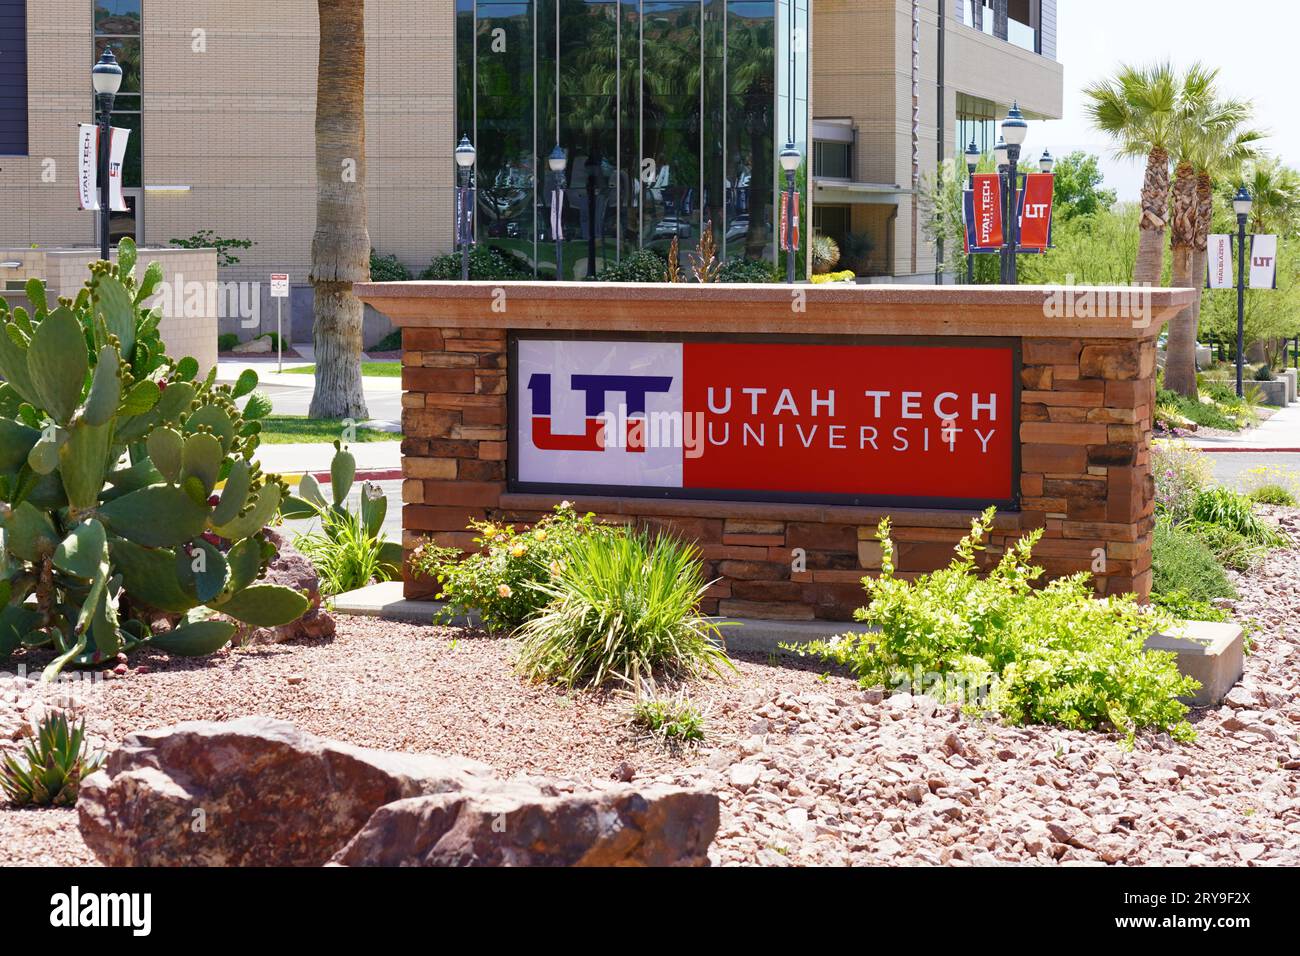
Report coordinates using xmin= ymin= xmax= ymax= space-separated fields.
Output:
xmin=2 ymin=506 xmax=1297 ymax=867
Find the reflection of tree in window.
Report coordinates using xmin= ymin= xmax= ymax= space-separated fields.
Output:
xmin=94 ymin=1 xmax=142 ymax=35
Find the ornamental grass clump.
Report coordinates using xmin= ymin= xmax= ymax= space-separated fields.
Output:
xmin=514 ymin=529 xmax=733 ymax=689
xmin=788 ymin=508 xmax=1199 ymax=743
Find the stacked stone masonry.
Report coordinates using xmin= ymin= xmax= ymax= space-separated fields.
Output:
xmin=399 ymin=324 xmax=1158 ymax=622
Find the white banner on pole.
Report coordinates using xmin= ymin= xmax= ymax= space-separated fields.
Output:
xmin=77 ymin=124 xmax=130 ymax=212
xmin=1207 ymin=234 xmax=1233 ymax=289
xmin=77 ymin=124 xmax=97 ymax=211
xmin=1249 ymin=234 xmax=1278 ymax=290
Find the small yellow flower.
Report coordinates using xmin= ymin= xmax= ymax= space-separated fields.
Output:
xmin=497 ymin=584 xmax=513 ymax=598
xmin=534 ymin=530 xmax=548 ymax=542
xmin=510 ymin=543 xmax=527 ymax=557
xmin=549 ymin=560 xmax=563 ymax=577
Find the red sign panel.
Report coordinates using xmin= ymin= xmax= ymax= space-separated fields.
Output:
xmin=512 ymin=337 xmax=1018 ymax=508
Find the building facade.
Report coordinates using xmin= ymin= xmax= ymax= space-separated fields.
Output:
xmin=0 ymin=0 xmax=1059 ymax=290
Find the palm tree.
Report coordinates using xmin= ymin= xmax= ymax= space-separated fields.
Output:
xmin=1181 ymin=108 xmax=1262 ymax=395
xmin=1163 ymin=70 xmax=1258 ymax=396
xmin=309 ymin=0 xmax=370 ymax=420
xmin=1084 ymin=63 xmax=1180 ymax=285
xmin=1238 ymin=157 xmax=1300 ymax=236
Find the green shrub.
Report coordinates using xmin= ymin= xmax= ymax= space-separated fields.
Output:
xmin=285 ymin=445 xmax=402 ymax=596
xmin=1178 ymin=519 xmax=1268 ymax=572
xmin=787 ymin=509 xmax=1198 ymax=742
xmin=1253 ymin=363 xmax=1274 ymax=382
xmin=514 ymin=530 xmax=734 ymax=689
xmin=169 ymin=230 xmax=255 ymax=268
xmin=369 ymin=250 xmax=412 ymax=282
xmin=1152 ymin=519 xmax=1237 ymax=604
xmin=370 ymin=329 xmax=402 ymax=352
xmin=1191 ymin=487 xmax=1287 ymax=547
xmin=1 ymin=712 xmax=103 ymax=807
xmin=717 ymin=258 xmax=780 ymax=283
xmin=630 ymin=688 xmax=707 ymax=745
xmin=1156 ymin=388 xmax=1238 ymax=431
xmin=217 ymin=333 xmax=239 ymax=352
xmin=598 ymin=249 xmax=668 ymax=283
xmin=420 ymin=245 xmax=533 ymax=281
xmin=1152 ymin=439 xmax=1212 ymax=521
xmin=1248 ymin=484 xmax=1298 ymax=506
xmin=1241 ymin=464 xmax=1300 ymax=506
xmin=1149 ymin=589 xmax=1229 ymax=623
xmin=410 ymin=503 xmax=622 ymax=632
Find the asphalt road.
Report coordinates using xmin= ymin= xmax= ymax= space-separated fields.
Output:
xmin=1203 ymin=452 xmax=1300 ymax=490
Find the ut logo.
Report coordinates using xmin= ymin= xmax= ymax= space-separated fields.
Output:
xmin=528 ymin=373 xmax=672 ymax=453
xmin=1024 ymin=202 xmax=1050 ymax=219
xmin=1253 ymin=256 xmax=1274 ymax=268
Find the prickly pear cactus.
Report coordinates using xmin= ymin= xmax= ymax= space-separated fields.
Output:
xmin=0 ymin=239 xmax=309 ymax=680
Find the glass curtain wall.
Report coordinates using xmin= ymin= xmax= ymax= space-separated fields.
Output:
xmin=457 ymin=0 xmax=804 ymax=277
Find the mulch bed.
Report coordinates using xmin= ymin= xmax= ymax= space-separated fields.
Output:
xmin=3 ymin=507 xmax=1298 ymax=867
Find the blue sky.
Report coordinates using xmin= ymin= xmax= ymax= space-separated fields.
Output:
xmin=1023 ymin=0 xmax=1297 ymax=200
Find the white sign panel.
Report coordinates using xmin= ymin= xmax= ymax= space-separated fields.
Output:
xmin=514 ymin=339 xmax=683 ymax=489
xmin=1249 ymin=235 xmax=1278 ymax=290
xmin=270 ymin=274 xmax=290 ymax=298
xmin=1207 ymin=234 xmax=1233 ymax=289
xmin=77 ymin=124 xmax=129 ymax=212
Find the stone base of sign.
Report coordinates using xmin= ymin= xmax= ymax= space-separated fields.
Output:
xmin=332 ymin=581 xmax=1242 ymax=707
xmin=1282 ymin=368 xmax=1297 ymax=404
xmin=356 ymin=282 xmax=1195 ymax=619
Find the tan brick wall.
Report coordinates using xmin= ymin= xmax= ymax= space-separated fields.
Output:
xmin=812 ymin=0 xmax=1064 ymax=278
xmin=1 ymin=0 xmax=455 ymax=285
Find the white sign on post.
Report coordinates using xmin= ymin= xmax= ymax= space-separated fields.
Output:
xmin=1249 ymin=235 xmax=1278 ymax=290
xmin=270 ymin=274 xmax=289 ymax=372
xmin=1207 ymin=235 xmax=1233 ymax=289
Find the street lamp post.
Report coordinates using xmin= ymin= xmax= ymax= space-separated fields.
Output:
xmin=964 ymin=140 xmax=980 ymax=285
xmin=1000 ymin=102 xmax=1028 ymax=285
xmin=1039 ymin=149 xmax=1055 ymax=174
xmin=91 ymin=48 xmax=123 ymax=262
xmin=585 ymin=152 xmax=600 ymax=280
xmin=779 ymin=142 xmax=801 ymax=285
xmin=454 ymin=135 xmax=476 ymax=282
xmin=1233 ymin=185 xmax=1253 ymax=397
xmin=548 ymin=145 xmax=567 ymax=281
xmin=993 ymin=137 xmax=1009 ymax=283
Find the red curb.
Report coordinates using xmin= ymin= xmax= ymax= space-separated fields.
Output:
xmin=1195 ymin=448 xmax=1300 ymax=454
xmin=311 ymin=468 xmax=404 ymax=484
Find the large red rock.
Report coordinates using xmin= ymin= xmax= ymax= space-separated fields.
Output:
xmin=77 ymin=717 xmax=492 ymax=866
xmin=330 ymin=780 xmax=719 ymax=867
xmin=78 ymin=718 xmax=720 ymax=867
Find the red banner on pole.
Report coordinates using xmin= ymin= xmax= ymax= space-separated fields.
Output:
xmin=968 ymin=174 xmax=1003 ymax=250
xmin=1018 ymin=173 xmax=1054 ymax=251
xmin=780 ymin=191 xmax=802 ymax=252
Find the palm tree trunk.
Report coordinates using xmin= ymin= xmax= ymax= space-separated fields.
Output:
xmin=1163 ymin=162 xmax=1198 ymax=397
xmin=309 ymin=0 xmax=370 ymax=421
xmin=1134 ymin=147 xmax=1170 ymax=286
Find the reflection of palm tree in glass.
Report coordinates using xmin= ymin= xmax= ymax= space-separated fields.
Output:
xmin=727 ymin=16 xmax=776 ymax=261
xmin=640 ymin=7 xmax=703 ymax=250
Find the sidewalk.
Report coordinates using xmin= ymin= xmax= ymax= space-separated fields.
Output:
xmin=1184 ymin=401 xmax=1300 ymax=452
xmin=254 ymin=441 xmax=401 ymax=483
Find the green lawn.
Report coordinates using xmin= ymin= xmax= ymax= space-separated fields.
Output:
xmin=258 ymin=416 xmax=402 ymax=444
xmin=283 ymin=361 xmax=402 ymax=378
